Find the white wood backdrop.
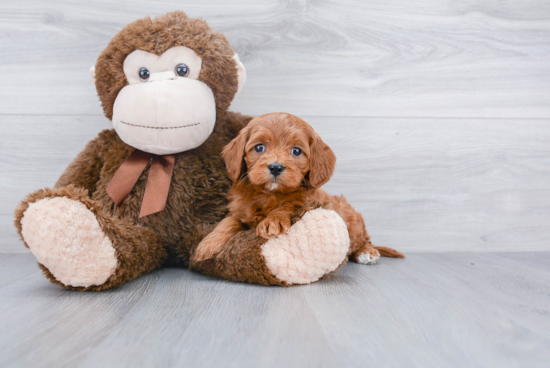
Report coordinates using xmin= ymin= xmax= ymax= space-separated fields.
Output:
xmin=1 ymin=0 xmax=549 ymax=252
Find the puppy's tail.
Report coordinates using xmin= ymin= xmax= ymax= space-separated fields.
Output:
xmin=374 ymin=246 xmax=405 ymax=259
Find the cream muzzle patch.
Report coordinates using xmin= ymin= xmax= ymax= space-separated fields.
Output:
xmin=112 ymin=46 xmax=216 ymax=155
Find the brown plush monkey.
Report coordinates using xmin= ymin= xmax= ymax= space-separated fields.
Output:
xmin=14 ymin=11 xmax=350 ymax=291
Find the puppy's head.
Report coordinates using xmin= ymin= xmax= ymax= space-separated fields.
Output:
xmin=223 ymin=113 xmax=336 ymax=191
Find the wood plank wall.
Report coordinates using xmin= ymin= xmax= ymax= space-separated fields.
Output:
xmin=1 ymin=0 xmax=549 ymax=252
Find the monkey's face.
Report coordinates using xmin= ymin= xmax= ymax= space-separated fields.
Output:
xmin=112 ymin=46 xmax=216 ymax=155
xmin=94 ymin=12 xmax=247 ymax=155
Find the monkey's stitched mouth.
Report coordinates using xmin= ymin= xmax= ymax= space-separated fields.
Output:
xmin=120 ymin=121 xmax=201 ymax=130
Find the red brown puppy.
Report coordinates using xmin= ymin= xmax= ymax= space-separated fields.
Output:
xmin=195 ymin=112 xmax=405 ymax=263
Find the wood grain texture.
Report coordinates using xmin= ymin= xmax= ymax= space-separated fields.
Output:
xmin=0 ymin=252 xmax=548 ymax=368
xmin=0 ymin=115 xmax=112 ymax=252
xmin=0 ymin=0 xmax=549 ymax=117
xmin=2 ymin=115 xmax=549 ymax=253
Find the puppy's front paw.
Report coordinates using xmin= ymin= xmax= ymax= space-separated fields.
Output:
xmin=257 ymin=216 xmax=292 ymax=239
xmin=194 ymin=238 xmax=224 ymax=262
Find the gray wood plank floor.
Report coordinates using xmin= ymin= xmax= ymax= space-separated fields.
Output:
xmin=0 ymin=252 xmax=548 ymax=368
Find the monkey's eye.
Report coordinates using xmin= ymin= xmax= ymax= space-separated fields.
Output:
xmin=291 ymin=147 xmax=302 ymax=156
xmin=175 ymin=63 xmax=189 ymax=77
xmin=139 ymin=68 xmax=150 ymax=81
xmin=254 ymin=144 xmax=265 ymax=153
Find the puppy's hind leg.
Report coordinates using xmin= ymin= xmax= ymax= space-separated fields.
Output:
xmin=351 ymin=244 xmax=406 ymax=265
xmin=334 ymin=194 xmax=405 ymax=264
xmin=351 ymin=244 xmax=381 ymax=265
xmin=337 ymin=198 xmax=383 ymax=265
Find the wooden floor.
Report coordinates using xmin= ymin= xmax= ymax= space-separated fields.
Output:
xmin=0 ymin=252 xmax=548 ymax=368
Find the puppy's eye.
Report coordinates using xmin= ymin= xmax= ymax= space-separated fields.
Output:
xmin=175 ymin=63 xmax=189 ymax=77
xmin=254 ymin=144 xmax=265 ymax=153
xmin=291 ymin=147 xmax=302 ymax=156
xmin=139 ymin=67 xmax=150 ymax=81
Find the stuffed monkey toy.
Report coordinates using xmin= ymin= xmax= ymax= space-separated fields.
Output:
xmin=14 ymin=11 xmax=350 ymax=291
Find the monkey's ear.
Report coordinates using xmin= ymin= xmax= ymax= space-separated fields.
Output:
xmin=89 ymin=66 xmax=96 ymax=84
xmin=222 ymin=126 xmax=249 ymax=182
xmin=308 ymin=132 xmax=336 ymax=188
xmin=233 ymin=54 xmax=246 ymax=93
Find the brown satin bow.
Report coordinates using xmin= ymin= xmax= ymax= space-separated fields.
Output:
xmin=107 ymin=149 xmax=176 ymax=218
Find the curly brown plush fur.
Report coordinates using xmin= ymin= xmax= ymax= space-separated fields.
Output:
xmin=15 ymin=111 xmax=253 ymax=291
xmin=14 ymin=11 xmax=352 ymax=291
xmin=95 ymin=11 xmax=239 ymax=120
xmin=13 ymin=12 xmax=262 ymax=291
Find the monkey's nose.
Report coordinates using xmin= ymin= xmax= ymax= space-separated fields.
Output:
xmin=268 ymin=163 xmax=285 ymax=177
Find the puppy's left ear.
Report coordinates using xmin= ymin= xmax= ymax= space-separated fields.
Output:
xmin=308 ymin=132 xmax=336 ymax=188
xmin=222 ymin=126 xmax=250 ymax=182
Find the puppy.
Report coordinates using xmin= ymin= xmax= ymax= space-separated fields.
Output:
xmin=194 ymin=113 xmax=404 ymax=263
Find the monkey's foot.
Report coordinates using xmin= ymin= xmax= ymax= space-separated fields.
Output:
xmin=21 ymin=197 xmax=118 ymax=288
xmin=261 ymin=208 xmax=350 ymax=285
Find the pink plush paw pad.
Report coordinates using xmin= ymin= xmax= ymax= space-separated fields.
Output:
xmin=20 ymin=197 xmax=118 ymax=287
xmin=261 ymin=209 xmax=350 ymax=285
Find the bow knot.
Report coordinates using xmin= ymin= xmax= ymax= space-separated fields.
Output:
xmin=107 ymin=149 xmax=176 ymax=217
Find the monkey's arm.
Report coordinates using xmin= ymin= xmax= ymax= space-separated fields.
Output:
xmin=189 ymin=208 xmax=350 ymax=286
xmin=224 ymin=111 xmax=254 ymax=136
xmin=194 ymin=216 xmax=243 ymax=261
xmin=55 ymin=132 xmax=106 ymax=195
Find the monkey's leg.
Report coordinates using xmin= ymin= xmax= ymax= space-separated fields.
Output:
xmin=15 ymin=185 xmax=166 ymax=291
xmin=188 ymin=208 xmax=350 ymax=286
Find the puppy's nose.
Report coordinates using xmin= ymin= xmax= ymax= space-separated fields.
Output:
xmin=268 ymin=163 xmax=285 ymax=177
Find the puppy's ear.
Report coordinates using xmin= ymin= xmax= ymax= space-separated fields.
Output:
xmin=308 ymin=132 xmax=336 ymax=188
xmin=222 ymin=127 xmax=249 ymax=182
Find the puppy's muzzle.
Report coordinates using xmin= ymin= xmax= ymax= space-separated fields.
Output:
xmin=268 ymin=163 xmax=285 ymax=177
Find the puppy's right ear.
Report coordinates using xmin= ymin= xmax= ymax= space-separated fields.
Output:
xmin=222 ymin=127 xmax=249 ymax=182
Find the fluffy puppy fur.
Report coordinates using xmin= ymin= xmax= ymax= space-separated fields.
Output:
xmin=195 ymin=113 xmax=405 ymax=262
